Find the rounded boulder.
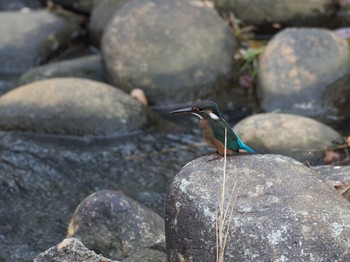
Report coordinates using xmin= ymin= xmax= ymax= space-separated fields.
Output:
xmin=258 ymin=28 xmax=350 ymax=124
xmin=233 ymin=113 xmax=344 ymax=165
xmin=0 ymin=78 xmax=153 ymax=136
xmin=102 ymin=0 xmax=237 ymax=106
xmin=166 ymin=154 xmax=350 ymax=261
xmin=67 ymin=190 xmax=165 ymax=261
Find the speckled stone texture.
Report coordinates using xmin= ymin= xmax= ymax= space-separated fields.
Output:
xmin=165 ymin=154 xmax=350 ymax=261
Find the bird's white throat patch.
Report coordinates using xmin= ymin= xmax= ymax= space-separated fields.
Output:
xmin=209 ymin=112 xmax=220 ymax=120
xmin=191 ymin=112 xmax=203 ymax=119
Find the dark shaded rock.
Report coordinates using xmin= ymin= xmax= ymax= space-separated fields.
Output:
xmin=0 ymin=0 xmax=43 ymax=10
xmin=67 ymin=190 xmax=165 ymax=261
xmin=0 ymin=78 xmax=156 ymax=135
xmin=0 ymin=118 xmax=211 ymax=261
xmin=313 ymin=165 xmax=350 ymax=183
xmin=122 ymin=248 xmax=166 ymax=262
xmin=18 ymin=54 xmax=106 ymax=85
xmin=0 ymin=126 xmax=209 ymax=261
xmin=102 ymin=0 xmax=237 ymax=106
xmin=214 ymin=0 xmax=337 ymax=29
xmin=233 ymin=113 xmax=343 ymax=165
xmin=165 ymin=154 xmax=350 ymax=261
xmin=258 ymin=28 xmax=350 ymax=124
xmin=51 ymin=0 xmax=93 ymax=14
xmin=34 ymin=238 xmax=119 ymax=262
xmin=89 ymin=0 xmax=129 ymax=46
xmin=0 ymin=10 xmax=84 ymax=75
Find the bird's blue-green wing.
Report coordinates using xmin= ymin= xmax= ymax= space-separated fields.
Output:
xmin=209 ymin=118 xmax=254 ymax=152
xmin=209 ymin=119 xmax=240 ymax=152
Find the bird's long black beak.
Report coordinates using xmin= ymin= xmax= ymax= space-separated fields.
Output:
xmin=170 ymin=107 xmax=193 ymax=114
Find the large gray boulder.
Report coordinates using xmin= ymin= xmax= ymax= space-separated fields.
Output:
xmin=67 ymin=190 xmax=165 ymax=261
xmin=258 ymin=28 xmax=350 ymax=124
xmin=0 ymin=78 xmax=156 ymax=135
xmin=89 ymin=0 xmax=129 ymax=45
xmin=233 ymin=113 xmax=343 ymax=165
xmin=0 ymin=125 xmax=201 ymax=261
xmin=165 ymin=154 xmax=350 ymax=261
xmin=102 ymin=0 xmax=237 ymax=106
xmin=0 ymin=10 xmax=83 ymax=75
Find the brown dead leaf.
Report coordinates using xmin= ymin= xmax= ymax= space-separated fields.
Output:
xmin=326 ymin=180 xmax=350 ymax=202
xmin=130 ymin=88 xmax=148 ymax=106
xmin=324 ymin=150 xmax=341 ymax=164
xmin=347 ymin=136 xmax=350 ymax=147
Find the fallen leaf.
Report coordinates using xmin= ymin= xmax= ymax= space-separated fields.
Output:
xmin=347 ymin=136 xmax=350 ymax=147
xmin=326 ymin=180 xmax=350 ymax=202
xmin=239 ymin=74 xmax=254 ymax=89
xmin=323 ymin=150 xmax=341 ymax=164
xmin=130 ymin=88 xmax=148 ymax=106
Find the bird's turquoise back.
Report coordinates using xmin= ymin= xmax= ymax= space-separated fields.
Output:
xmin=209 ymin=117 xmax=254 ymax=153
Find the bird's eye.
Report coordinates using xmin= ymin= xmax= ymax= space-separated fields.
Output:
xmin=192 ymin=106 xmax=202 ymax=111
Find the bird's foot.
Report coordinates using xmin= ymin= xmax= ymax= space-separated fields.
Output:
xmin=207 ymin=151 xmax=223 ymax=162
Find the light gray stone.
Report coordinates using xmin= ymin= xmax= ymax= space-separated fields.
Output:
xmin=258 ymin=28 xmax=350 ymax=124
xmin=34 ymin=238 xmax=119 ymax=262
xmin=0 ymin=78 xmax=155 ymax=135
xmin=102 ymin=0 xmax=237 ymax=106
xmin=234 ymin=113 xmax=344 ymax=165
xmin=0 ymin=10 xmax=83 ymax=74
xmin=166 ymin=154 xmax=350 ymax=261
xmin=67 ymin=190 xmax=165 ymax=261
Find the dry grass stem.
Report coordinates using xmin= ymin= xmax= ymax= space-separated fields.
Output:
xmin=216 ymin=128 xmax=238 ymax=262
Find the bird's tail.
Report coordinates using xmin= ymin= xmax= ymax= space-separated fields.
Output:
xmin=237 ymin=138 xmax=254 ymax=153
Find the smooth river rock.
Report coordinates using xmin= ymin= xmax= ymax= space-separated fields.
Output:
xmin=233 ymin=113 xmax=344 ymax=165
xmin=102 ymin=0 xmax=237 ymax=106
xmin=67 ymin=190 xmax=165 ymax=261
xmin=0 ymin=10 xmax=83 ymax=75
xmin=258 ymin=28 xmax=350 ymax=124
xmin=0 ymin=78 xmax=156 ymax=135
xmin=165 ymin=154 xmax=350 ymax=261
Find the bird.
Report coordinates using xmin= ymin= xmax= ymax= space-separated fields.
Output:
xmin=170 ymin=100 xmax=254 ymax=156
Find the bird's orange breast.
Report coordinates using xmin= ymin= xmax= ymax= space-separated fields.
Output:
xmin=198 ymin=119 xmax=233 ymax=156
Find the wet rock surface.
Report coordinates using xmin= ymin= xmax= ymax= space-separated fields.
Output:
xmin=165 ymin=154 xmax=350 ymax=261
xmin=102 ymin=0 xmax=237 ymax=106
xmin=258 ymin=28 xmax=350 ymax=124
xmin=0 ymin=78 xmax=156 ymax=135
xmin=0 ymin=127 xmax=209 ymax=261
xmin=233 ymin=113 xmax=343 ymax=165
xmin=67 ymin=190 xmax=165 ymax=261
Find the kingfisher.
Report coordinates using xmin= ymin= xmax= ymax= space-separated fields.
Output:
xmin=170 ymin=100 xmax=254 ymax=156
